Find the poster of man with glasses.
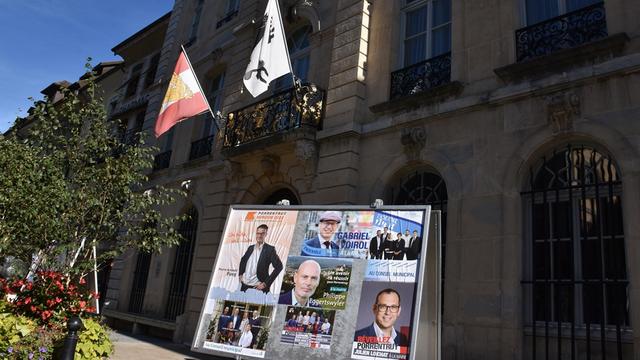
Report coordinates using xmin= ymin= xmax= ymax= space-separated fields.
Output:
xmin=351 ymin=282 xmax=415 ymax=360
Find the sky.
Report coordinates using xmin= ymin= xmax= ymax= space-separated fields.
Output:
xmin=0 ymin=0 xmax=174 ymax=133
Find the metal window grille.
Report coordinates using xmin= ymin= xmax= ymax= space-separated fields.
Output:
xmin=128 ymin=252 xmax=152 ymax=314
xmin=386 ymin=170 xmax=448 ymax=309
xmin=521 ymin=145 xmax=631 ymax=359
xmin=164 ymin=207 xmax=198 ymax=320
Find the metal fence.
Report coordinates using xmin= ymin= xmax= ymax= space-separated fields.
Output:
xmin=390 ymin=52 xmax=451 ymax=100
xmin=128 ymin=252 xmax=152 ymax=314
xmin=164 ymin=207 xmax=198 ymax=321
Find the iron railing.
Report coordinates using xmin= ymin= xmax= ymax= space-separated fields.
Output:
xmin=390 ymin=52 xmax=451 ymax=100
xmin=216 ymin=10 xmax=238 ymax=29
xmin=152 ymin=150 xmax=172 ymax=171
xmin=222 ymin=84 xmax=324 ymax=149
xmin=521 ymin=144 xmax=630 ymax=359
xmin=516 ymin=2 xmax=607 ymax=62
xmin=128 ymin=252 xmax=152 ymax=314
xmin=164 ymin=207 xmax=198 ymax=321
xmin=189 ymin=135 xmax=216 ymax=160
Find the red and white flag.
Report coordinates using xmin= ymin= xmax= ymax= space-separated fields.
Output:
xmin=155 ymin=50 xmax=209 ymax=137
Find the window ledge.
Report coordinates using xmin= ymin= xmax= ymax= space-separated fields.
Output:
xmin=369 ymin=81 xmax=463 ymax=114
xmin=103 ymin=309 xmax=176 ymax=330
xmin=494 ymin=33 xmax=629 ymax=82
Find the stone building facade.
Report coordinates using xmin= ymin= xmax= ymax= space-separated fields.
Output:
xmin=103 ymin=0 xmax=640 ymax=359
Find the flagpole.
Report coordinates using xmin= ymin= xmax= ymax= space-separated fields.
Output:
xmin=180 ymin=45 xmax=220 ymax=133
xmin=274 ymin=0 xmax=296 ymax=88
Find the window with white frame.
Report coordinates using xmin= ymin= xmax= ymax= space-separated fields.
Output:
xmin=203 ymin=72 xmax=225 ymax=137
xmin=401 ymin=0 xmax=451 ymax=68
xmin=523 ymin=0 xmax=601 ymax=25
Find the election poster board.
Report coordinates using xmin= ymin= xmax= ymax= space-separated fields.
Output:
xmin=192 ymin=205 xmax=440 ymax=360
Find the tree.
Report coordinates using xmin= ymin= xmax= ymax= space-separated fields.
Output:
xmin=0 ymin=63 xmax=185 ymax=280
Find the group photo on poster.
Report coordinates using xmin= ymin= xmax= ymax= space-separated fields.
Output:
xmin=207 ymin=209 xmax=298 ymax=304
xmin=202 ymin=300 xmax=275 ymax=358
xmin=278 ymin=256 xmax=353 ymax=309
xmin=367 ymin=212 xmax=424 ymax=261
xmin=351 ymin=282 xmax=415 ymax=360
xmin=281 ymin=306 xmax=336 ymax=349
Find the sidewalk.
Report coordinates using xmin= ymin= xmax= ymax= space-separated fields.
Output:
xmin=110 ymin=331 xmax=231 ymax=360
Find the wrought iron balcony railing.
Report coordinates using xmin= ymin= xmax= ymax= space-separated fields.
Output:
xmin=516 ymin=2 xmax=607 ymax=62
xmin=390 ymin=52 xmax=451 ymax=100
xmin=216 ymin=10 xmax=238 ymax=29
xmin=153 ymin=150 xmax=172 ymax=171
xmin=222 ymin=84 xmax=324 ymax=149
xmin=189 ymin=134 xmax=216 ymax=160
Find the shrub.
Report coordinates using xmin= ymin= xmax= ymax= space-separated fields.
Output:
xmin=74 ymin=318 xmax=113 ymax=360
xmin=0 ymin=312 xmax=54 ymax=359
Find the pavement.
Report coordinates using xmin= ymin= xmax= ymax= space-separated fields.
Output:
xmin=110 ymin=331 xmax=232 ymax=360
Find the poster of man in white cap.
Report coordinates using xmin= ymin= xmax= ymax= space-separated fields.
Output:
xmin=300 ymin=211 xmax=343 ymax=257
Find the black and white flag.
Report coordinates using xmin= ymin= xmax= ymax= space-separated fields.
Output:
xmin=243 ymin=0 xmax=292 ymax=97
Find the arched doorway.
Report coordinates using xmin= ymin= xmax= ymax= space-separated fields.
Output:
xmin=385 ymin=168 xmax=448 ymax=309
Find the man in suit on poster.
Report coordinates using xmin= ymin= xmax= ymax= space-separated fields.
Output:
xmin=406 ymin=230 xmax=422 ymax=260
xmin=217 ymin=306 xmax=231 ymax=332
xmin=354 ymin=288 xmax=408 ymax=347
xmin=238 ymin=224 xmax=283 ymax=293
xmin=301 ymin=211 xmax=342 ymax=257
xmin=368 ymin=229 xmax=384 ymax=259
xmin=229 ymin=307 xmax=242 ymax=332
xmin=249 ymin=310 xmax=261 ymax=348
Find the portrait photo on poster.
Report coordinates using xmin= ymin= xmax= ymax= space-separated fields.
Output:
xmin=207 ymin=209 xmax=298 ymax=305
xmin=278 ymin=256 xmax=353 ymax=310
xmin=351 ymin=282 xmax=416 ymax=360
xmin=201 ymin=299 xmax=275 ymax=358
xmin=281 ymin=305 xmax=337 ymax=349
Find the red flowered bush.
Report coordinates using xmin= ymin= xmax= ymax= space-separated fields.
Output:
xmin=1 ymin=271 xmax=98 ymax=326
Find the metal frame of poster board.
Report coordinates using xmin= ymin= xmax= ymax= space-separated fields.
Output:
xmin=190 ymin=205 xmax=442 ymax=360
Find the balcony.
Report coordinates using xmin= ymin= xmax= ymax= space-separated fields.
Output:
xmin=390 ymin=52 xmax=451 ymax=100
xmin=515 ymin=2 xmax=607 ymax=62
xmin=189 ymin=134 xmax=216 ymax=161
xmin=222 ymin=84 xmax=324 ymax=152
xmin=153 ymin=150 xmax=172 ymax=171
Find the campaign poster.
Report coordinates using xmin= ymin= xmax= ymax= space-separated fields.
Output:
xmin=278 ymin=256 xmax=352 ymax=310
xmin=299 ymin=210 xmax=424 ymax=260
xmin=351 ymin=282 xmax=415 ymax=360
xmin=208 ymin=209 xmax=297 ymax=305
xmin=280 ymin=305 xmax=336 ymax=349
xmin=202 ymin=300 xmax=275 ymax=358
